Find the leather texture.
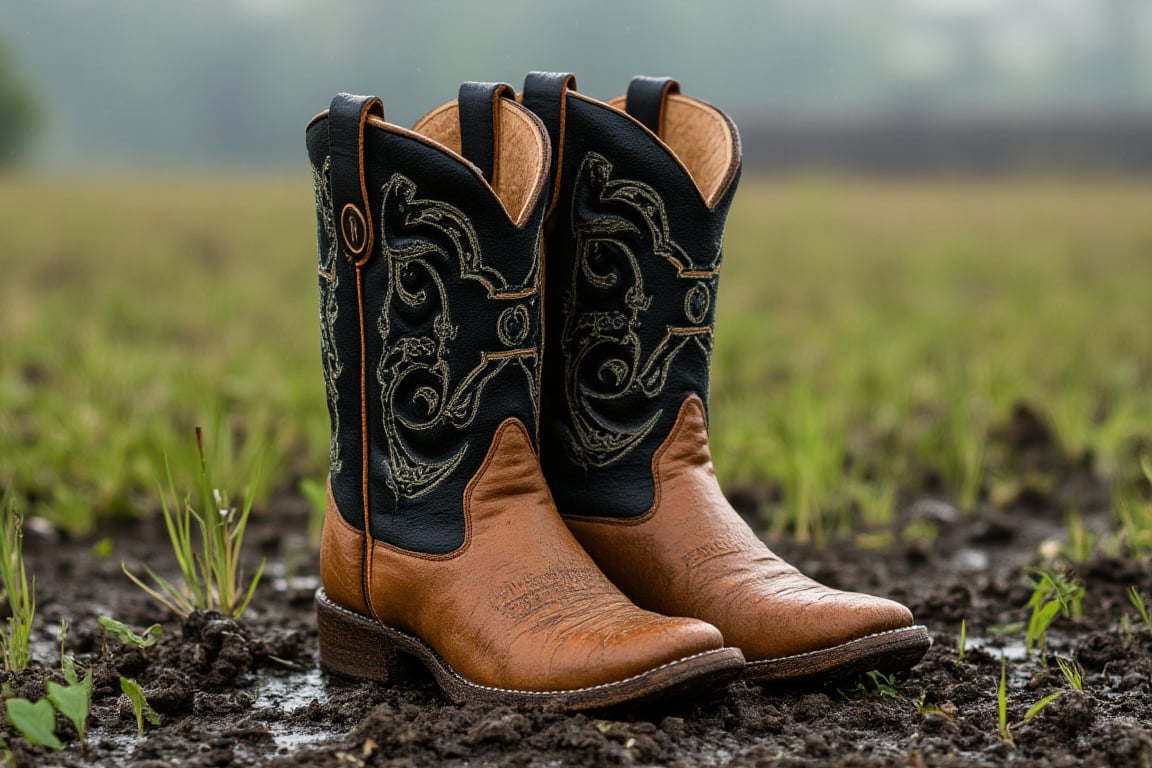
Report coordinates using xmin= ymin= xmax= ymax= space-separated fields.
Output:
xmin=625 ymin=76 xmax=680 ymax=135
xmin=565 ymin=396 xmax=915 ymax=662
xmin=321 ymin=417 xmax=726 ymax=691
xmin=525 ymin=74 xmax=921 ymax=666
xmin=309 ymin=90 xmax=547 ymax=554
xmin=310 ymin=87 xmax=734 ymax=695
xmin=458 ymin=82 xmax=515 ymax=184
xmin=523 ymin=76 xmax=740 ymax=520
xmin=522 ymin=72 xmax=578 ymax=217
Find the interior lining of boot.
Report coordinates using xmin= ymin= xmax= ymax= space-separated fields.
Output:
xmin=608 ymin=93 xmax=737 ymax=208
xmin=412 ymin=100 xmax=546 ymax=227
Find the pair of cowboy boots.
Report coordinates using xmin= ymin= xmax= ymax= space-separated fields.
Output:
xmin=306 ymin=73 xmax=929 ymax=710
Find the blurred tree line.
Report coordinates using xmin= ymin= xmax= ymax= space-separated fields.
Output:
xmin=0 ymin=0 xmax=1149 ymax=168
xmin=0 ymin=41 xmax=37 ymax=167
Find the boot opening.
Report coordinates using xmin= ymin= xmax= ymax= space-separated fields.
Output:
xmin=608 ymin=93 xmax=738 ymax=208
xmin=413 ymin=100 xmax=547 ymax=227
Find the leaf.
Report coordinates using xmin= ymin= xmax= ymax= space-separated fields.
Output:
xmin=235 ymin=558 xmax=267 ymax=617
xmin=5 ymin=698 xmax=64 ymax=750
xmin=98 ymin=616 xmax=162 ymax=649
xmin=61 ymin=655 xmax=79 ymax=686
xmin=997 ymin=658 xmax=1014 ymax=747
xmin=120 ymin=562 xmax=193 ymax=619
xmin=46 ymin=675 xmax=91 ymax=741
xmin=120 ymin=677 xmax=161 ymax=736
xmin=1023 ymin=691 xmax=1063 ymax=723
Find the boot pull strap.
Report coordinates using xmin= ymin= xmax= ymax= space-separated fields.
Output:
xmin=625 ymin=76 xmax=680 ymax=137
xmin=329 ymin=93 xmax=384 ymax=266
xmin=521 ymin=71 xmax=577 ymax=217
xmin=458 ymin=82 xmax=516 ymax=185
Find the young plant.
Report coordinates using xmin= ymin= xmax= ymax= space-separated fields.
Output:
xmin=1116 ymin=455 xmax=1152 ymax=558
xmin=1129 ymin=586 xmax=1152 ymax=633
xmin=863 ymin=670 xmax=902 ymax=699
xmin=1022 ymin=691 xmax=1063 ymax=725
xmin=123 ymin=427 xmax=266 ymax=619
xmin=46 ymin=667 xmax=93 ymax=759
xmin=956 ymin=618 xmax=967 ymax=664
xmin=1024 ymin=567 xmax=1084 ymax=657
xmin=0 ymin=493 xmax=34 ymax=673
xmin=836 ymin=669 xmax=903 ymax=702
xmin=1062 ymin=504 xmax=1096 ymax=563
xmin=119 ymin=678 xmax=161 ymax=736
xmin=1054 ymin=656 xmax=1084 ymax=691
xmin=299 ymin=476 xmax=328 ymax=545
xmin=4 ymin=698 xmax=63 ymax=752
xmin=98 ymin=616 xmax=163 ymax=650
xmin=997 ymin=657 xmax=1014 ymax=748
xmin=917 ymin=693 xmax=955 ymax=720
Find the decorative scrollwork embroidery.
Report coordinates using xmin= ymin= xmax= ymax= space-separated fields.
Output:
xmin=376 ymin=174 xmax=539 ymax=499
xmin=562 ymin=152 xmax=717 ymax=469
xmin=313 ymin=157 xmax=343 ymax=475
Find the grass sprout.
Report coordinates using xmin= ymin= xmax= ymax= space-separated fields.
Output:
xmin=1115 ymin=455 xmax=1152 ymax=558
xmin=1063 ymin=504 xmax=1096 ymax=563
xmin=998 ymin=657 xmax=1014 ymax=748
xmin=1128 ymin=586 xmax=1152 ymax=633
xmin=1022 ymin=691 xmax=1063 ymax=725
xmin=1025 ymin=567 xmax=1084 ymax=657
xmin=1054 ymin=656 xmax=1084 ymax=691
xmin=0 ymin=492 xmax=34 ymax=673
xmin=917 ymin=695 xmax=956 ymax=720
xmin=957 ymin=619 xmax=967 ymax=664
xmin=123 ymin=427 xmax=266 ymax=619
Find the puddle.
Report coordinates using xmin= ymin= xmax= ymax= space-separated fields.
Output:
xmin=252 ymin=664 xmax=335 ymax=748
xmin=965 ymin=637 xmax=1029 ymax=662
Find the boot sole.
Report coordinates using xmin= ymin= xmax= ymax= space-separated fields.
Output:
xmin=316 ymin=588 xmax=745 ymax=710
xmin=744 ymin=625 xmax=931 ymax=686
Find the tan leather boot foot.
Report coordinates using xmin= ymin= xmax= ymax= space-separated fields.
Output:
xmin=306 ymin=86 xmax=743 ymax=710
xmin=565 ymin=397 xmax=930 ymax=685
xmin=318 ymin=419 xmax=744 ymax=709
xmin=521 ymin=73 xmax=930 ymax=685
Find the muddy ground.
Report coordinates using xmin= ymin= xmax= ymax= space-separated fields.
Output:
xmin=10 ymin=414 xmax=1152 ymax=767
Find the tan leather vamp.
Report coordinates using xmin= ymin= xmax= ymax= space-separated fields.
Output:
xmin=321 ymin=417 xmax=724 ymax=691
xmin=564 ymin=396 xmax=914 ymax=663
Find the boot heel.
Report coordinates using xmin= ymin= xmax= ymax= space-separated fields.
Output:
xmin=316 ymin=588 xmax=417 ymax=683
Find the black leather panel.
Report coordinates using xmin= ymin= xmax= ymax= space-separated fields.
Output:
xmin=329 ymin=94 xmax=383 ymax=263
xmin=308 ymin=108 xmax=546 ymax=554
xmin=538 ymin=91 xmax=741 ymax=520
xmin=458 ymin=82 xmax=514 ymax=183
xmin=624 ymin=76 xmax=679 ymax=136
xmin=308 ymin=120 xmax=366 ymax=532
xmin=522 ymin=71 xmax=576 ymax=216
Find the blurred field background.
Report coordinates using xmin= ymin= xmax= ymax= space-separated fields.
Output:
xmin=1 ymin=1 xmax=1150 ymax=550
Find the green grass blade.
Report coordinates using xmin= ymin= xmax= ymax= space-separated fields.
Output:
xmin=1023 ymin=691 xmax=1063 ymax=723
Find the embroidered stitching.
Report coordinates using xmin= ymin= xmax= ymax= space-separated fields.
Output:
xmin=313 ymin=157 xmax=343 ymax=475
xmin=376 ymin=173 xmax=540 ymax=500
xmin=561 ymin=152 xmax=717 ymax=468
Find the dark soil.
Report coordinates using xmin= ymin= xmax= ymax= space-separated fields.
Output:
xmin=11 ymin=423 xmax=1152 ymax=767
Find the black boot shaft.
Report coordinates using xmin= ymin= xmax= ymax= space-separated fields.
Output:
xmin=526 ymin=74 xmax=742 ymax=520
xmin=307 ymin=90 xmax=548 ymax=554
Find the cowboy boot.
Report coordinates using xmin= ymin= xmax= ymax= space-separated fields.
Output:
xmin=306 ymin=84 xmax=744 ymax=709
xmin=522 ymin=72 xmax=930 ymax=684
